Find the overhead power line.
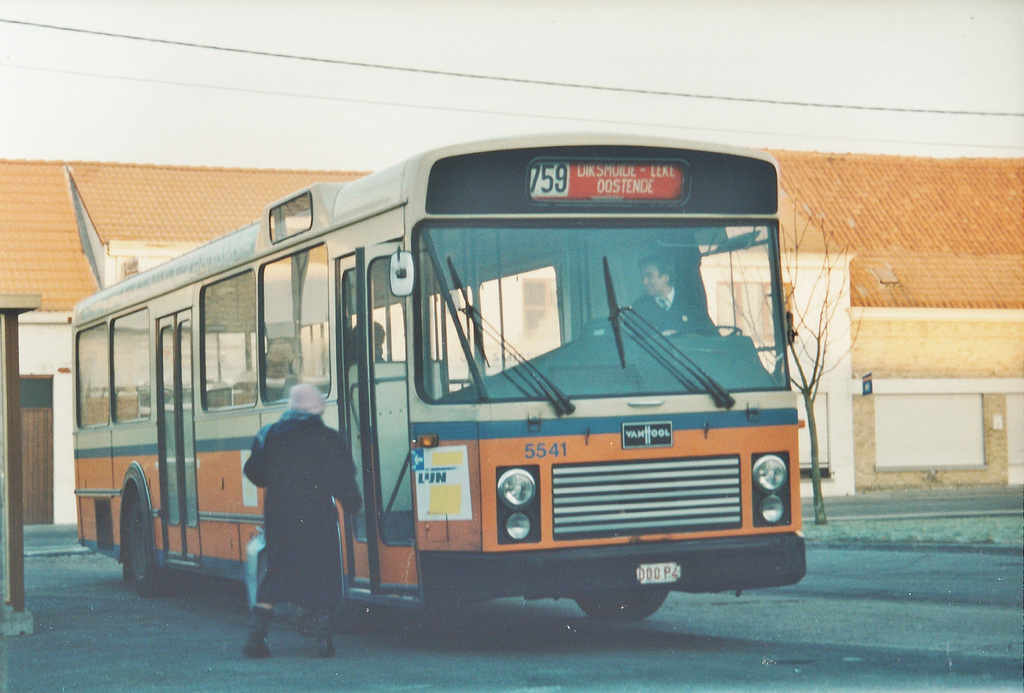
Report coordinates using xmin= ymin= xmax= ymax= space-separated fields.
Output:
xmin=2 ymin=17 xmax=1023 ymax=118
xmin=5 ymin=62 xmax=1021 ymax=154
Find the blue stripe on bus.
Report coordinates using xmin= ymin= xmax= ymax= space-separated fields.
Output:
xmin=413 ymin=408 xmax=797 ymax=441
xmin=196 ymin=437 xmax=255 ymax=453
xmin=86 ymin=540 xmax=248 ymax=582
xmin=76 ymin=443 xmax=158 ymax=459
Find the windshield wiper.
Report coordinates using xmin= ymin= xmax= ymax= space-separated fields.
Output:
xmin=446 ymin=258 xmax=574 ymax=417
xmin=420 ymin=234 xmax=489 ymax=399
xmin=446 ymin=258 xmax=489 ymax=367
xmin=601 ymin=259 xmax=734 ymax=409
xmin=620 ymin=309 xmax=735 ymax=409
xmin=602 ymin=257 xmax=628 ymax=369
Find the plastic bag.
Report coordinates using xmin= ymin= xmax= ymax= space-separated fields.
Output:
xmin=245 ymin=527 xmax=267 ymax=609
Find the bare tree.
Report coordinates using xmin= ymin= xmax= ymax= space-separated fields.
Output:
xmin=782 ymin=203 xmax=858 ymax=525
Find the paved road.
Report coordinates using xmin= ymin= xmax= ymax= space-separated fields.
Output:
xmin=2 ymin=541 xmax=1020 ymax=691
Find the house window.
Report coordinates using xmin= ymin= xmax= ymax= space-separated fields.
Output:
xmin=119 ymin=256 xmax=140 ymax=281
xmin=478 ymin=266 xmax=561 ymax=369
xmin=717 ymin=282 xmax=773 ymax=343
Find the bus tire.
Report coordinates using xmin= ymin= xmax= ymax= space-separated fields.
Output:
xmin=122 ymin=494 xmax=162 ymax=597
xmin=574 ymin=588 xmax=669 ymax=621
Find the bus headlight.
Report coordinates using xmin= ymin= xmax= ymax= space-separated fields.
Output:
xmin=497 ymin=468 xmax=536 ymax=508
xmin=759 ymin=495 xmax=785 ymax=524
xmin=505 ymin=513 xmax=531 ymax=540
xmin=752 ymin=455 xmax=788 ymax=493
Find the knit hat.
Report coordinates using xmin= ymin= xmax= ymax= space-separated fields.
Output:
xmin=287 ymin=383 xmax=326 ymax=416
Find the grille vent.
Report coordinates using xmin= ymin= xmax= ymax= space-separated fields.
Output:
xmin=551 ymin=457 xmax=742 ymax=540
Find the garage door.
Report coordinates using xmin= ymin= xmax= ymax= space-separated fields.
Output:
xmin=874 ymin=394 xmax=984 ymax=470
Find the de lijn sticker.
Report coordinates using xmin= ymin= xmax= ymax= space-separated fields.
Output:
xmin=413 ymin=445 xmax=473 ymax=521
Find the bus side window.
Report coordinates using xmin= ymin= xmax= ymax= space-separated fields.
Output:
xmin=369 ymin=257 xmax=412 ymax=544
xmin=112 ymin=308 xmax=151 ymax=422
xmin=76 ymin=323 xmax=110 ymax=426
xmin=260 ymin=244 xmax=330 ymax=402
xmin=201 ymin=271 xmax=258 ymax=409
xmin=370 ymin=259 xmax=406 ymax=364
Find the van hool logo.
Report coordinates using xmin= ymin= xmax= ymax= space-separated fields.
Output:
xmin=621 ymin=421 xmax=673 ymax=449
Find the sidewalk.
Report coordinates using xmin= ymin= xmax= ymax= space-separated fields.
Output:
xmin=21 ymin=487 xmax=1023 ymax=556
xmin=800 ymin=486 xmax=1022 ymax=549
xmin=801 ymin=485 xmax=1022 ymax=521
xmin=22 ymin=523 xmax=88 ymax=558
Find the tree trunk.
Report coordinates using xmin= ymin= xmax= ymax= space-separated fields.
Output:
xmin=803 ymin=391 xmax=828 ymax=525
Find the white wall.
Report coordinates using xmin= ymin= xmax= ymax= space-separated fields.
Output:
xmin=17 ymin=312 xmax=76 ymax=524
xmin=785 ymin=250 xmax=857 ymax=497
xmin=1007 ymin=394 xmax=1024 ymax=486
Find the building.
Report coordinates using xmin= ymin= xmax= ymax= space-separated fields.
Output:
xmin=0 ymin=160 xmax=366 ymax=523
xmin=1 ymin=150 xmax=1020 ymax=523
xmin=774 ymin=152 xmax=1023 ymax=495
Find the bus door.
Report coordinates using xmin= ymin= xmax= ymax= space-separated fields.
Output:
xmin=156 ymin=311 xmax=200 ymax=566
xmin=338 ymin=246 xmax=419 ymax=599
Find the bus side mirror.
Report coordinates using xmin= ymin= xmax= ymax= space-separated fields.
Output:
xmin=390 ymin=250 xmax=415 ymax=296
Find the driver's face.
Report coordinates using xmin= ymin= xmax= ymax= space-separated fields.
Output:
xmin=640 ymin=265 xmax=672 ymax=298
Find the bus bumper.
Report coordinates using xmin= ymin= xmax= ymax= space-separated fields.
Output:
xmin=418 ymin=532 xmax=805 ymax=606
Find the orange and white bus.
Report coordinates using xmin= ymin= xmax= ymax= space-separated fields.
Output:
xmin=73 ymin=134 xmax=804 ymax=619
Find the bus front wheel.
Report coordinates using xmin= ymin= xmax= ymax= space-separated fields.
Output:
xmin=574 ymin=588 xmax=669 ymax=621
xmin=122 ymin=495 xmax=161 ymax=597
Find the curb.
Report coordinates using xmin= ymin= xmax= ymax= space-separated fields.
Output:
xmin=815 ymin=510 xmax=1022 ymax=522
xmin=24 ymin=546 xmax=92 ymax=558
xmin=804 ymin=540 xmax=1022 ymax=555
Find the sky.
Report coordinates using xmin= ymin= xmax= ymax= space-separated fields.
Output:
xmin=1 ymin=0 xmax=1022 ymax=171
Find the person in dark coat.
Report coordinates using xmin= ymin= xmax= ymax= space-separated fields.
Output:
xmin=242 ymin=383 xmax=362 ymax=659
xmin=631 ymin=254 xmax=715 ymax=334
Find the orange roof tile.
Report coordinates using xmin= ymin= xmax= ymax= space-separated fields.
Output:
xmin=772 ymin=151 xmax=1023 ymax=309
xmin=67 ymin=162 xmax=366 ymax=244
xmin=0 ymin=161 xmax=98 ymax=311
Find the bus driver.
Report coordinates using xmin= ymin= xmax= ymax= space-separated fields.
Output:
xmin=632 ymin=254 xmax=714 ymax=334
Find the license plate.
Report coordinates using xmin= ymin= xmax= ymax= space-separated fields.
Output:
xmin=636 ymin=562 xmax=681 ymax=585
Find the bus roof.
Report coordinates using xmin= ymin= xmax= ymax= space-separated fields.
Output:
xmin=72 ymin=134 xmax=776 ymax=326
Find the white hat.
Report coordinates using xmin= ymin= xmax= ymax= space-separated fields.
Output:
xmin=287 ymin=383 xmax=326 ymax=416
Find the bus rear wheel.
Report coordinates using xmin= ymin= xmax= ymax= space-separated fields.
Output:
xmin=122 ymin=496 xmax=161 ymax=597
xmin=574 ymin=588 xmax=669 ymax=621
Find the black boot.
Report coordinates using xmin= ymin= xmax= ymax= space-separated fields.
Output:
xmin=243 ymin=606 xmax=272 ymax=658
xmin=314 ymin=608 xmax=335 ymax=658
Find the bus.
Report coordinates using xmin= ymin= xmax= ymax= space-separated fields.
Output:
xmin=73 ymin=134 xmax=805 ymax=620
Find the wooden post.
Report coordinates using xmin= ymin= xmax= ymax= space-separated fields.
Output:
xmin=0 ymin=294 xmax=40 ymax=637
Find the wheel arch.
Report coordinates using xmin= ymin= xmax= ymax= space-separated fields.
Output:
xmin=119 ymin=462 xmax=155 ymax=565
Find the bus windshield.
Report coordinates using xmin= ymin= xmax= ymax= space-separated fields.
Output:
xmin=416 ymin=223 xmax=788 ymax=405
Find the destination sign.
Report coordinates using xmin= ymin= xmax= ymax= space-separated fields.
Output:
xmin=529 ymin=161 xmax=685 ymax=202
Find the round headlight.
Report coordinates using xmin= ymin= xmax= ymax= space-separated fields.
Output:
xmin=752 ymin=455 xmax=788 ymax=493
xmin=505 ymin=512 xmax=531 ymax=540
xmin=760 ymin=495 xmax=785 ymax=524
xmin=497 ymin=468 xmax=536 ymax=508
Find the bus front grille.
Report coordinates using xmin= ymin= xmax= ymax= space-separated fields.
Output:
xmin=551 ymin=457 xmax=742 ymax=540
